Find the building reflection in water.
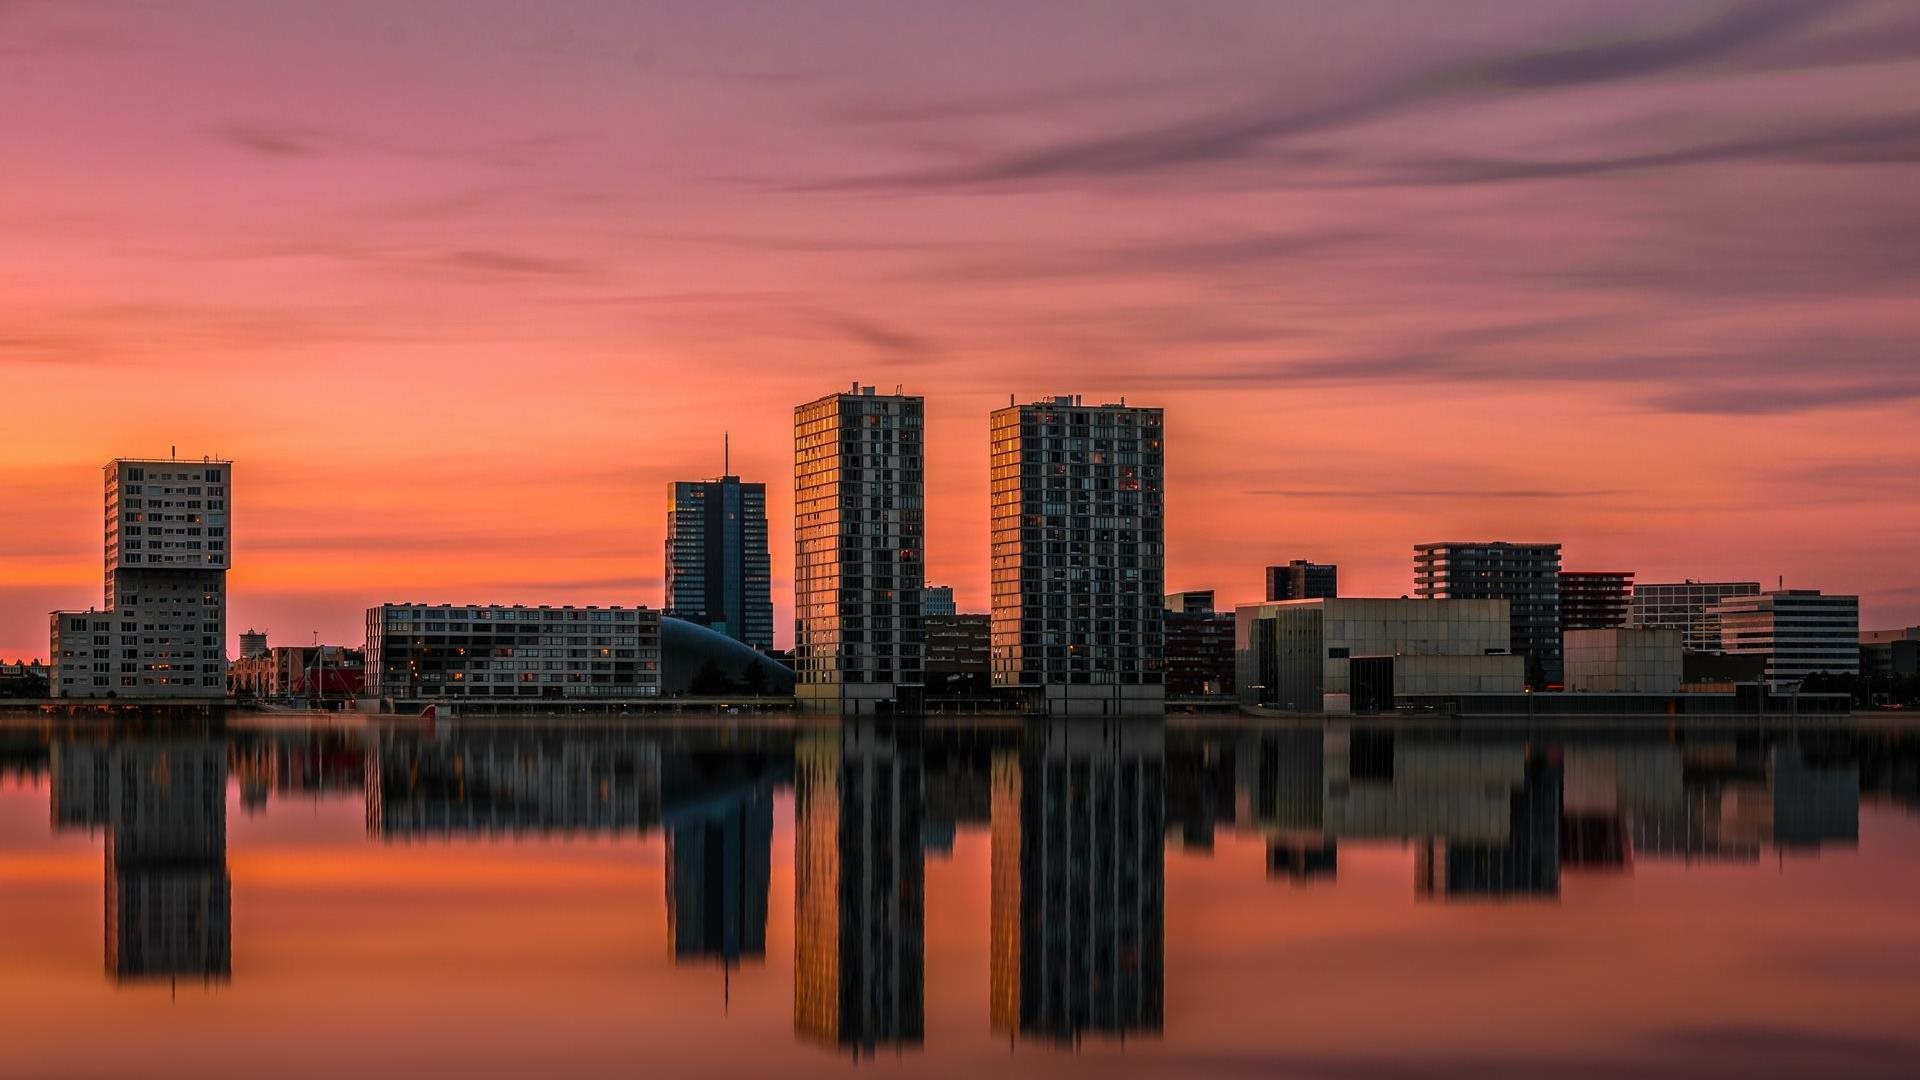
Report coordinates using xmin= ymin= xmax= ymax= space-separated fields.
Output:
xmin=794 ymin=722 xmax=925 ymax=1055
xmin=52 ymin=737 xmax=232 ymax=984
xmin=366 ymin=730 xmax=664 ymax=838
xmin=665 ymin=777 xmax=773 ymax=968
xmin=992 ymin=719 xmax=1165 ymax=1045
xmin=1164 ymin=725 xmax=1866 ymax=902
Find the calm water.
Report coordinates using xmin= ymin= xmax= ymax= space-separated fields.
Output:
xmin=2 ymin=714 xmax=1918 ymax=1078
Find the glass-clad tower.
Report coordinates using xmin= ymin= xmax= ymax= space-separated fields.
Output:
xmin=793 ymin=385 xmax=925 ymax=714
xmin=990 ymin=396 xmax=1165 ymax=716
xmin=667 ymin=474 xmax=773 ymax=650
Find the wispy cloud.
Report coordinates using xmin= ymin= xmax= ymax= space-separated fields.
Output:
xmin=210 ymin=121 xmax=570 ymax=167
xmin=811 ymin=0 xmax=1864 ymax=191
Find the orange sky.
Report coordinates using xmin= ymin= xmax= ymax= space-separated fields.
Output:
xmin=5 ymin=1 xmax=1919 ymax=658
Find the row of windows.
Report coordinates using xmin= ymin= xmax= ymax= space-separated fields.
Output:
xmin=121 ymin=468 xmax=224 ymax=484
xmin=380 ymin=608 xmax=651 ymax=623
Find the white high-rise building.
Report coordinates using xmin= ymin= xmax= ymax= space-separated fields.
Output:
xmin=793 ymin=385 xmax=925 ymax=714
xmin=50 ymin=458 xmax=232 ymax=698
xmin=1710 ymin=590 xmax=1860 ymax=688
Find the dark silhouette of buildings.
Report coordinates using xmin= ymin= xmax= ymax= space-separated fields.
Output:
xmin=1560 ymin=571 xmax=1634 ymax=631
xmin=1266 ymin=560 xmax=1338 ymax=602
xmin=666 ymin=472 xmax=773 ymax=651
xmin=1162 ymin=592 xmax=1235 ymax=699
xmin=1415 ymin=541 xmax=1564 ymax=688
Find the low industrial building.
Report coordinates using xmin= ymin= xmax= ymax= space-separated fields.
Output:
xmin=1564 ymin=627 xmax=1682 ymax=693
xmin=1236 ymin=598 xmax=1523 ymax=713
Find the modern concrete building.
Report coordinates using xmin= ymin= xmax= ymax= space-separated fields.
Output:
xmin=1629 ymin=580 xmax=1762 ymax=652
xmin=1861 ymin=627 xmax=1920 ymax=679
xmin=1266 ymin=560 xmax=1337 ymax=602
xmin=1564 ymin=627 xmax=1682 ymax=694
xmin=1560 ymin=571 xmax=1633 ymax=631
xmin=990 ymin=396 xmax=1165 ymax=716
xmin=1710 ymin=590 xmax=1861 ymax=687
xmin=794 ymin=385 xmax=925 ymax=714
xmin=921 ymin=586 xmax=956 ymax=617
xmin=50 ymin=457 xmax=232 ymax=699
xmin=1414 ymin=542 xmax=1563 ymax=688
xmin=1236 ymin=598 xmax=1523 ymax=713
xmin=364 ymin=604 xmax=663 ymax=703
xmin=666 ymin=473 xmax=772 ymax=651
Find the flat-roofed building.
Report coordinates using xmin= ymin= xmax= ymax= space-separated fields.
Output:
xmin=1860 ymin=627 xmax=1920 ymax=679
xmin=1163 ymin=592 xmax=1234 ymax=699
xmin=1564 ymin=627 xmax=1682 ymax=694
xmin=364 ymin=604 xmax=662 ymax=703
xmin=990 ymin=396 xmax=1165 ymax=716
xmin=794 ymin=385 xmax=925 ymax=714
xmin=1560 ymin=571 xmax=1633 ymax=631
xmin=1710 ymin=590 xmax=1860 ymax=688
xmin=1236 ymin=598 xmax=1523 ymax=713
xmin=1266 ymin=560 xmax=1337 ymax=602
xmin=1629 ymin=580 xmax=1761 ymax=652
xmin=924 ymin=614 xmax=990 ymax=699
xmin=50 ymin=457 xmax=232 ymax=699
xmin=1413 ymin=542 xmax=1562 ymax=689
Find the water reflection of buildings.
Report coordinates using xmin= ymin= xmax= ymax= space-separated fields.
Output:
xmin=366 ymin=732 xmax=664 ymax=838
xmin=1164 ymin=725 xmax=1865 ymax=901
xmin=794 ymin=723 xmax=925 ymax=1055
xmin=52 ymin=738 xmax=232 ymax=983
xmin=665 ymin=778 xmax=773 ymax=967
xmin=992 ymin=720 xmax=1165 ymax=1045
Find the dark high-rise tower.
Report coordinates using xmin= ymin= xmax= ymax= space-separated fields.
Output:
xmin=1559 ymin=571 xmax=1633 ymax=631
xmin=1266 ymin=560 xmax=1337 ymax=602
xmin=666 ymin=464 xmax=772 ymax=651
xmin=1414 ymin=541 xmax=1563 ymax=689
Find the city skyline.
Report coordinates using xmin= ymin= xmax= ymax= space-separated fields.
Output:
xmin=6 ymin=1 xmax=1920 ymax=660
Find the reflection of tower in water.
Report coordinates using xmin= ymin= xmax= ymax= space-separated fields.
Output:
xmin=53 ymin=738 xmax=232 ymax=983
xmin=991 ymin=719 xmax=1165 ymax=1045
xmin=666 ymin=780 xmax=773 ymax=968
xmin=793 ymin=723 xmax=925 ymax=1055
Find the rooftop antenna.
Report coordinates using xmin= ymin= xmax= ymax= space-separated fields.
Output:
xmin=724 ymin=431 xmax=730 ymax=477
xmin=170 ymin=445 xmax=176 ymax=460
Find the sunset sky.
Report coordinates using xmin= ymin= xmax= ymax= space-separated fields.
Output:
xmin=4 ymin=0 xmax=1919 ymax=659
